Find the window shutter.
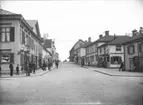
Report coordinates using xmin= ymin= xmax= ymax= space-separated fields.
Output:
xmin=0 ymin=27 xmax=1 ymax=42
xmin=10 ymin=53 xmax=14 ymax=63
xmin=10 ymin=27 xmax=15 ymax=42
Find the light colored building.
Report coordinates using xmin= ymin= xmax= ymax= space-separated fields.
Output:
xmin=77 ymin=38 xmax=92 ymax=65
xmin=0 ymin=9 xmax=43 ymax=71
xmin=123 ymin=28 xmax=143 ymax=72
xmin=97 ymin=35 xmax=130 ymax=68
xmin=69 ymin=39 xmax=85 ymax=63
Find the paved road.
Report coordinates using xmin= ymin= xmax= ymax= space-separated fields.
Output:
xmin=0 ymin=63 xmax=143 ymax=105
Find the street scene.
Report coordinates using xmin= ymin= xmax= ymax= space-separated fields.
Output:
xmin=0 ymin=0 xmax=143 ymax=105
xmin=0 ymin=62 xmax=143 ymax=105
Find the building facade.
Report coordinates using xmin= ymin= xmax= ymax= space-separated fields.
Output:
xmin=123 ymin=30 xmax=143 ymax=72
xmin=0 ymin=9 xmax=43 ymax=71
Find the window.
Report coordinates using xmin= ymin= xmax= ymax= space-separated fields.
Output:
xmin=128 ymin=45 xmax=135 ymax=54
xmin=0 ymin=27 xmax=10 ymax=42
xmin=22 ymin=30 xmax=25 ymax=44
xmin=0 ymin=27 xmax=15 ymax=42
xmin=116 ymin=45 xmax=121 ymax=51
xmin=111 ymin=56 xmax=122 ymax=64
xmin=0 ymin=50 xmax=14 ymax=63
xmin=100 ymin=48 xmax=102 ymax=53
xmin=139 ymin=42 xmax=143 ymax=52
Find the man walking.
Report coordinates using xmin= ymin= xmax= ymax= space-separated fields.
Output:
xmin=16 ymin=64 xmax=19 ymax=75
xmin=119 ymin=61 xmax=124 ymax=71
xmin=9 ymin=63 xmax=13 ymax=76
xmin=55 ymin=60 xmax=59 ymax=68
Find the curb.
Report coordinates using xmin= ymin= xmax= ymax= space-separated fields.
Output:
xmin=0 ymin=67 xmax=56 ymax=79
xmin=82 ymin=66 xmax=143 ymax=77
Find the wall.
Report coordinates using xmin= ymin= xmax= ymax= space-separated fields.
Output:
xmin=108 ymin=45 xmax=124 ymax=54
xmin=124 ymin=43 xmax=138 ymax=70
xmin=0 ymin=19 xmax=21 ymax=70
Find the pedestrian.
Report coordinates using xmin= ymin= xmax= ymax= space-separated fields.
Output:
xmin=33 ymin=63 xmax=36 ymax=74
xmin=81 ymin=59 xmax=84 ymax=67
xmin=16 ymin=64 xmax=19 ymax=75
xmin=9 ymin=63 xmax=13 ymax=76
xmin=0 ymin=65 xmax=1 ymax=76
xmin=55 ymin=60 xmax=59 ymax=68
xmin=43 ymin=62 xmax=46 ymax=71
xmin=21 ymin=64 xmax=24 ymax=73
xmin=48 ymin=60 xmax=51 ymax=71
xmin=29 ymin=62 xmax=33 ymax=73
xmin=119 ymin=61 xmax=124 ymax=71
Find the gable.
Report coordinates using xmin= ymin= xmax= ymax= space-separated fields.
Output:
xmin=26 ymin=20 xmax=41 ymax=38
xmin=74 ymin=40 xmax=85 ymax=50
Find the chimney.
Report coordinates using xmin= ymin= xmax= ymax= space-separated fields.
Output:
xmin=88 ymin=37 xmax=91 ymax=42
xmin=99 ymin=34 xmax=103 ymax=39
xmin=139 ymin=27 xmax=143 ymax=35
xmin=105 ymin=30 xmax=109 ymax=36
xmin=132 ymin=29 xmax=138 ymax=37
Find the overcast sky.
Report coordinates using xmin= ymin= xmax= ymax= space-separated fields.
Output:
xmin=1 ymin=0 xmax=143 ymax=61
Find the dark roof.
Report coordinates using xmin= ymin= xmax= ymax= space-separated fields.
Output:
xmin=85 ymin=35 xmax=115 ymax=47
xmin=108 ymin=36 xmax=130 ymax=45
xmin=96 ymin=35 xmax=115 ymax=42
xmin=81 ymin=41 xmax=92 ymax=48
xmin=70 ymin=39 xmax=85 ymax=51
xmin=43 ymin=39 xmax=52 ymax=48
xmin=123 ymin=34 xmax=143 ymax=45
xmin=0 ymin=9 xmax=20 ymax=15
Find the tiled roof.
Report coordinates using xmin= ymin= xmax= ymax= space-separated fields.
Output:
xmin=70 ymin=39 xmax=85 ymax=51
xmin=108 ymin=36 xmax=130 ymax=45
xmin=96 ymin=35 xmax=115 ymax=42
xmin=43 ymin=39 xmax=52 ymax=48
xmin=81 ymin=41 xmax=92 ymax=48
xmin=123 ymin=34 xmax=143 ymax=45
xmin=0 ymin=9 xmax=19 ymax=15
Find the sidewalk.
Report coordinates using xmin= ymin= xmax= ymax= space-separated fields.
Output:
xmin=0 ymin=66 xmax=56 ymax=78
xmin=83 ymin=66 xmax=143 ymax=77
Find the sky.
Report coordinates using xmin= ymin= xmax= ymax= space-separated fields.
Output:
xmin=1 ymin=0 xmax=143 ymax=61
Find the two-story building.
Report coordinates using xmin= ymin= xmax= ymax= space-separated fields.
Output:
xmin=0 ymin=9 xmax=43 ymax=72
xmin=76 ymin=38 xmax=92 ymax=65
xmin=98 ymin=35 xmax=130 ymax=68
xmin=69 ymin=39 xmax=85 ymax=64
xmin=123 ymin=28 xmax=143 ymax=72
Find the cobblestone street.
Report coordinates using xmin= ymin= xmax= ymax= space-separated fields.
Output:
xmin=0 ymin=62 xmax=143 ymax=105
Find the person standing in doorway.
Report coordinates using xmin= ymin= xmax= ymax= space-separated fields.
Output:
xmin=9 ymin=63 xmax=14 ymax=76
xmin=16 ymin=64 xmax=19 ymax=75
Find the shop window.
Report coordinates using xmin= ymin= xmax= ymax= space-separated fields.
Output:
xmin=0 ymin=50 xmax=14 ymax=63
xmin=116 ymin=45 xmax=121 ymax=51
xmin=128 ymin=45 xmax=135 ymax=54
xmin=111 ymin=56 xmax=122 ymax=64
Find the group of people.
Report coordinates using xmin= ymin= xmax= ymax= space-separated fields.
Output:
xmin=8 ymin=62 xmax=36 ymax=76
xmin=42 ymin=60 xmax=59 ymax=71
xmin=9 ymin=63 xmax=20 ymax=76
xmin=0 ymin=60 xmax=60 ymax=77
